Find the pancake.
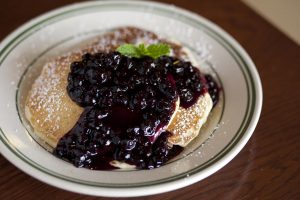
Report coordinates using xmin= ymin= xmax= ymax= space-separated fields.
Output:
xmin=167 ymin=93 xmax=213 ymax=147
xmin=25 ymin=27 xmax=213 ymax=166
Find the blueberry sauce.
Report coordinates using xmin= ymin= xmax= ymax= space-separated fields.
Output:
xmin=53 ymin=52 xmax=219 ymax=170
xmin=205 ymin=74 xmax=220 ymax=107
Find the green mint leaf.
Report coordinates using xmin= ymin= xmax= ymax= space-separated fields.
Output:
xmin=146 ymin=43 xmax=170 ymax=59
xmin=116 ymin=44 xmax=142 ymax=58
xmin=117 ymin=43 xmax=170 ymax=59
xmin=137 ymin=43 xmax=147 ymax=55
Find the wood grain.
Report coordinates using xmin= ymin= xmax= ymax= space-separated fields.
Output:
xmin=1 ymin=0 xmax=300 ymax=199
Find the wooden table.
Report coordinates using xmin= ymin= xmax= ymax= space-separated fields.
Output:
xmin=1 ymin=0 xmax=299 ymax=199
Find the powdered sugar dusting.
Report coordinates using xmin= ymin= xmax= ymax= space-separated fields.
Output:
xmin=29 ymin=62 xmax=67 ymax=132
xmin=167 ymin=93 xmax=213 ymax=146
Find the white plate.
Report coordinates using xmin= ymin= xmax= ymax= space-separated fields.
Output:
xmin=0 ymin=1 xmax=262 ymax=197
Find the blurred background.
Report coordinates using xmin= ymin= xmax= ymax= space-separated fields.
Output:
xmin=243 ymin=0 xmax=300 ymax=45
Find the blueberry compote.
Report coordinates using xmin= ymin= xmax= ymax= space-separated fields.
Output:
xmin=53 ymin=52 xmax=219 ymax=169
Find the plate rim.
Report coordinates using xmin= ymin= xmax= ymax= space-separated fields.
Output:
xmin=0 ymin=0 xmax=262 ymax=197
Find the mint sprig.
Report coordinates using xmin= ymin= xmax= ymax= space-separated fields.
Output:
xmin=116 ymin=43 xmax=170 ymax=59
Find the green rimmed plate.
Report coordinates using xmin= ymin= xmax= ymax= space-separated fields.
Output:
xmin=0 ymin=1 xmax=262 ymax=197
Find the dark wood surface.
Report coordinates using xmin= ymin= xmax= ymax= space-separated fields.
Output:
xmin=1 ymin=0 xmax=299 ymax=199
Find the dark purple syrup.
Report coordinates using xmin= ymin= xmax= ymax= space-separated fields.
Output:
xmin=205 ymin=74 xmax=220 ymax=107
xmin=53 ymin=52 xmax=219 ymax=170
